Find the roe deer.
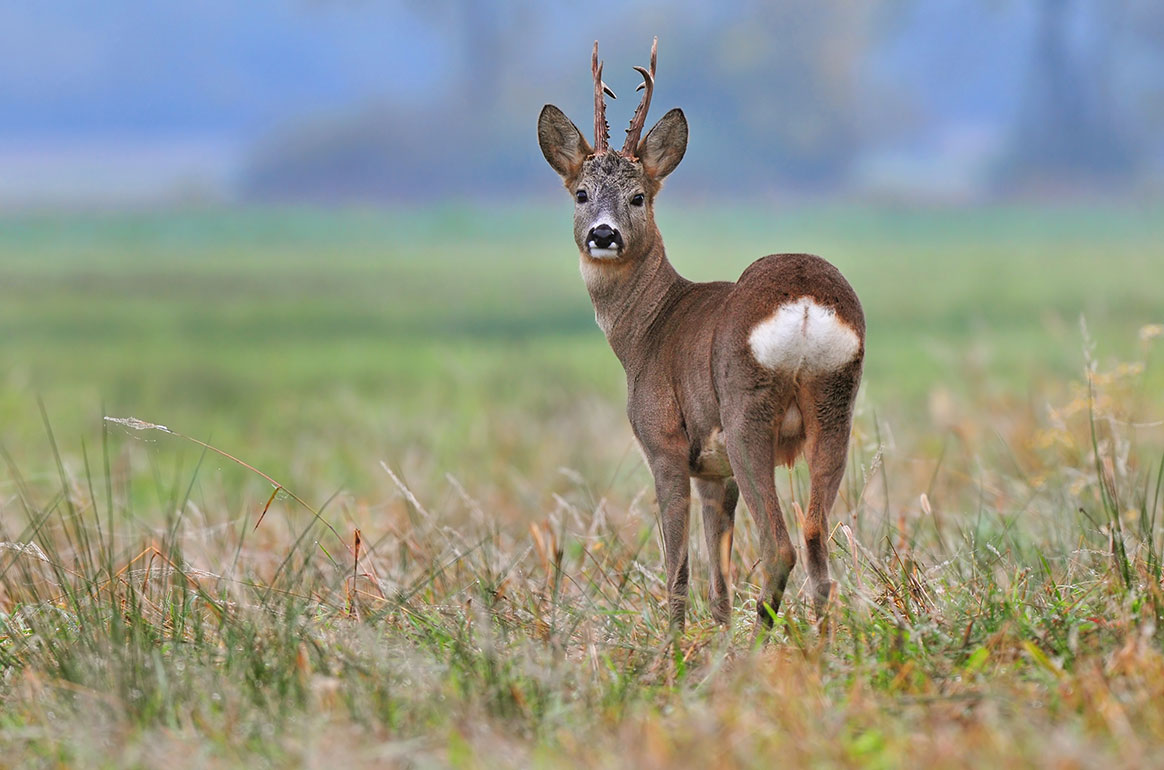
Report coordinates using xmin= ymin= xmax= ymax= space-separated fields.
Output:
xmin=537 ymin=39 xmax=864 ymax=635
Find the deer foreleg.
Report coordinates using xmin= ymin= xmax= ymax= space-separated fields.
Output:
xmin=652 ymin=462 xmax=692 ymax=632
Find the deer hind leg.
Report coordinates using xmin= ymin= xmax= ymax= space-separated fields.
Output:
xmin=800 ymin=367 xmax=861 ymax=618
xmin=695 ymin=478 xmax=738 ymax=625
xmin=723 ymin=409 xmax=796 ymax=633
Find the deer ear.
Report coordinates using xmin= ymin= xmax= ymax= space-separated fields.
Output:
xmin=538 ymin=105 xmax=593 ymax=181
xmin=637 ymin=108 xmax=687 ymax=181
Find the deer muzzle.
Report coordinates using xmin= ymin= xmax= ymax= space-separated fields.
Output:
xmin=586 ymin=224 xmax=624 ymax=258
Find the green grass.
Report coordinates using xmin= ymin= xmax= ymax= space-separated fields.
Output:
xmin=0 ymin=203 xmax=1163 ymax=767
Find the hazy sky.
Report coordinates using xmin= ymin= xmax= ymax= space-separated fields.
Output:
xmin=0 ymin=2 xmax=446 ymax=141
xmin=0 ymin=1 xmax=1032 ymax=142
xmin=0 ymin=1 xmax=1153 ymax=203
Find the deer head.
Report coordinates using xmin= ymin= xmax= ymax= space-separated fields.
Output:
xmin=538 ymin=39 xmax=688 ymax=264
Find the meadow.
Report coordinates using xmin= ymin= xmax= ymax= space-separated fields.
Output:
xmin=0 ymin=202 xmax=1162 ymax=768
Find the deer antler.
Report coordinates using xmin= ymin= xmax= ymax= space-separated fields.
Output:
xmin=592 ymin=41 xmax=616 ymax=154
xmin=622 ymin=37 xmax=657 ymax=157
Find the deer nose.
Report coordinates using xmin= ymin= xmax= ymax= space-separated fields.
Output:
xmin=588 ymin=224 xmax=622 ymax=250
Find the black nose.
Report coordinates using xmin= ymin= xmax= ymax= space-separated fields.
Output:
xmin=588 ymin=224 xmax=622 ymax=249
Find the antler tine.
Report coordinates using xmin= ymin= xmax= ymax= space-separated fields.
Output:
xmin=622 ymin=37 xmax=657 ymax=156
xmin=592 ymin=41 xmax=616 ymax=154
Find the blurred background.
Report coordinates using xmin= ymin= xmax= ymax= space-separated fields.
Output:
xmin=1 ymin=0 xmax=1162 ymax=512
xmin=4 ymin=5 xmax=1164 ymax=763
xmin=3 ymin=0 xmax=1164 ymax=205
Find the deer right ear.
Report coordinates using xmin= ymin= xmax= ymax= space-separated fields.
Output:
xmin=538 ymin=105 xmax=593 ymax=181
xmin=637 ymin=108 xmax=687 ymax=181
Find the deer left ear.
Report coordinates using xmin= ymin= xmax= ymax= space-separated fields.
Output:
xmin=539 ymin=104 xmax=593 ymax=181
xmin=637 ymin=108 xmax=687 ymax=180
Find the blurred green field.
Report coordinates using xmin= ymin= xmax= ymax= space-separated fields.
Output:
xmin=2 ymin=203 xmax=1161 ymax=493
xmin=1 ymin=204 xmax=1163 ymax=767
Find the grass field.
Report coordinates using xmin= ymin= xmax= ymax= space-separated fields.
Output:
xmin=1 ymin=203 xmax=1163 ymax=767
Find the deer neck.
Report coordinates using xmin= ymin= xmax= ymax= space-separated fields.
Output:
xmin=580 ymin=230 xmax=686 ymax=370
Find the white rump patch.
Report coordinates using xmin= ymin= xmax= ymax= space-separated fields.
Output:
xmin=748 ymin=297 xmax=860 ymax=377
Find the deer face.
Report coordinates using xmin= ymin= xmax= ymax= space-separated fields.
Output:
xmin=573 ymin=152 xmax=653 ymax=260
xmin=538 ymin=105 xmax=688 ymax=263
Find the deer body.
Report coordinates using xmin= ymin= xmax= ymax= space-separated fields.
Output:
xmin=539 ymin=41 xmax=864 ymax=633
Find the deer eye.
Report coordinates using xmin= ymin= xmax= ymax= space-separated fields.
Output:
xmin=575 ymin=189 xmax=588 ymax=203
xmin=630 ymin=193 xmax=645 ymax=207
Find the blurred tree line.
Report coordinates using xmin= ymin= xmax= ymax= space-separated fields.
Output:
xmin=999 ymin=0 xmax=1164 ymax=189
xmin=241 ymin=0 xmax=1164 ymax=201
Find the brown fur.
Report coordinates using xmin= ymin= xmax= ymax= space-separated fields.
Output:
xmin=538 ymin=84 xmax=864 ymax=636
